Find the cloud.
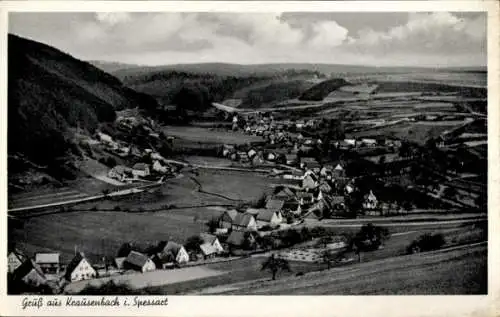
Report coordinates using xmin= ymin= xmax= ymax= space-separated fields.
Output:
xmin=347 ymin=12 xmax=486 ymax=58
xmin=9 ymin=12 xmax=486 ymax=67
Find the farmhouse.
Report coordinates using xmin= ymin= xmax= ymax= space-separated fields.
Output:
xmin=302 ymin=173 xmax=319 ymax=190
xmin=12 ymin=259 xmax=47 ymax=288
xmin=247 ymin=148 xmax=257 ymax=159
xmin=158 ymin=241 xmax=190 ymax=265
xmin=256 ymin=210 xmax=283 ymax=228
xmin=273 ymin=187 xmax=296 ymax=200
xmin=108 ymin=165 xmax=133 ymax=182
xmin=265 ymin=198 xmax=285 ymax=212
xmin=219 ymin=209 xmax=238 ymax=229
xmin=152 ymin=161 xmax=168 ymax=174
xmin=232 ymin=213 xmax=258 ymax=231
xmin=35 ymin=253 xmax=60 ymax=275
xmin=124 ymin=251 xmax=156 ymax=273
xmin=200 ymin=233 xmax=224 ymax=254
xmin=8 ymin=249 xmax=27 ymax=273
xmin=132 ymin=163 xmax=150 ymax=178
xmin=227 ymin=231 xmax=256 ymax=249
xmin=252 ymin=154 xmax=265 ymax=166
xmin=65 ymin=252 xmax=97 ymax=282
xmin=363 ymin=190 xmax=378 ymax=210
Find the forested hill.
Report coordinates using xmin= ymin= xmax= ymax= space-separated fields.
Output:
xmin=8 ymin=34 xmax=158 ymax=176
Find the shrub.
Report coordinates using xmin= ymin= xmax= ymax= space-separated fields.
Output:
xmin=113 ymin=206 xmax=121 ymax=211
xmin=407 ymin=233 xmax=446 ymax=254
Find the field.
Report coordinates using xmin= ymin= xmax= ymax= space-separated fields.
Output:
xmin=9 ymin=169 xmax=275 ymax=264
xmin=164 ymin=126 xmax=264 ymax=145
xmin=225 ymin=243 xmax=487 ymax=295
xmin=144 ymin=257 xmax=323 ymax=295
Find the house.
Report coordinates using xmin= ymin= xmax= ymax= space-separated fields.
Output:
xmin=300 ymin=157 xmax=321 ymax=170
xmin=132 ymin=163 xmax=150 ymax=178
xmin=222 ymin=144 xmax=235 ymax=157
xmin=8 ymin=249 xmax=27 ymax=274
xmin=252 ymin=154 xmax=265 ymax=166
xmin=256 ymin=210 xmax=283 ymax=228
xmin=157 ymin=241 xmax=190 ymax=266
xmin=303 ymin=138 xmax=315 ymax=146
xmin=227 ymin=231 xmax=256 ymax=249
xmin=296 ymin=191 xmax=314 ymax=205
xmin=273 ymin=187 xmax=296 ymax=200
xmin=265 ymin=198 xmax=285 ymax=212
xmin=285 ymin=153 xmax=298 ymax=166
xmin=12 ymin=259 xmax=47 ymax=288
xmin=35 ymin=253 xmax=60 ymax=275
xmin=361 ymin=138 xmax=377 ymax=147
xmin=344 ymin=183 xmax=355 ymax=195
xmin=65 ymin=252 xmax=97 ymax=282
xmin=152 ymin=160 xmax=169 ymax=174
xmin=108 ymin=165 xmax=133 ymax=182
xmin=124 ymin=251 xmax=156 ymax=272
xmin=319 ymin=166 xmax=332 ymax=177
xmin=318 ymin=181 xmax=332 ymax=193
xmin=200 ymin=233 xmax=224 ymax=254
xmin=247 ymin=148 xmax=257 ymax=159
xmin=344 ymin=139 xmax=357 ymax=147
xmin=302 ymin=173 xmax=319 ymax=190
xmin=332 ymin=163 xmax=346 ymax=178
xmin=97 ymin=132 xmax=113 ymax=144
xmin=363 ymin=190 xmax=378 ymax=210
xmin=232 ymin=213 xmax=258 ymax=231
xmin=114 ymin=257 xmax=127 ymax=270
xmin=237 ymin=151 xmax=250 ymax=163
xmin=219 ymin=209 xmax=238 ymax=229
xmin=266 ymin=152 xmax=277 ymax=161
xmin=330 ymin=195 xmax=346 ymax=210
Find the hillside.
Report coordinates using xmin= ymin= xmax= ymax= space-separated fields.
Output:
xmin=298 ymin=78 xmax=351 ymax=101
xmin=8 ymin=34 xmax=158 ymax=184
xmin=98 ymin=61 xmax=482 ymax=79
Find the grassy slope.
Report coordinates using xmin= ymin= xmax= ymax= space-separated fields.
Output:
xmin=226 ymin=244 xmax=486 ymax=295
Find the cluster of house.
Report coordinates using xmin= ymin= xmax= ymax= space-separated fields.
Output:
xmin=107 ymin=150 xmax=178 ymax=183
xmin=8 ymin=232 xmax=228 ymax=292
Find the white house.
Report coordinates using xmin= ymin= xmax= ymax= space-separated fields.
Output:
xmin=302 ymin=173 xmax=319 ymax=190
xmin=363 ymin=190 xmax=378 ymax=210
xmin=232 ymin=213 xmax=258 ymax=231
xmin=132 ymin=163 xmax=150 ymax=178
xmin=256 ymin=210 xmax=283 ymax=228
xmin=152 ymin=161 xmax=168 ymax=173
xmin=160 ymin=241 xmax=190 ymax=265
xmin=124 ymin=251 xmax=156 ymax=273
xmin=65 ymin=252 xmax=97 ymax=282
xmin=8 ymin=250 xmax=27 ymax=273
xmin=97 ymin=132 xmax=113 ymax=144
xmin=200 ymin=233 xmax=224 ymax=253
xmin=108 ymin=165 xmax=133 ymax=182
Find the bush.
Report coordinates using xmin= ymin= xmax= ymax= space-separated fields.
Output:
xmin=113 ymin=206 xmax=121 ymax=211
xmin=407 ymin=233 xmax=446 ymax=254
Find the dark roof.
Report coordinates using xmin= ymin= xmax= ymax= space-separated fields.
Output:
xmin=233 ymin=213 xmax=255 ymax=227
xmin=161 ymin=241 xmax=184 ymax=257
xmin=304 ymin=173 xmax=318 ymax=182
xmin=200 ymin=233 xmax=217 ymax=244
xmin=274 ymin=187 xmax=296 ymax=198
xmin=132 ymin=163 xmax=149 ymax=171
xmin=296 ymin=191 xmax=314 ymax=199
xmin=221 ymin=209 xmax=238 ymax=221
xmin=125 ymin=251 xmax=150 ymax=268
xmin=227 ymin=231 xmax=246 ymax=246
xmin=265 ymin=199 xmax=285 ymax=211
xmin=13 ymin=259 xmax=46 ymax=282
xmin=256 ymin=210 xmax=280 ymax=222
xmin=64 ymin=252 xmax=88 ymax=280
xmin=330 ymin=196 xmax=345 ymax=204
xmin=9 ymin=249 xmax=27 ymax=263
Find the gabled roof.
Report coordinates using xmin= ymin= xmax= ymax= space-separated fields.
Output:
xmin=233 ymin=213 xmax=255 ymax=227
xmin=246 ymin=208 xmax=264 ymax=216
xmin=8 ymin=249 xmax=27 ymax=263
xmin=274 ymin=187 xmax=296 ymax=198
xmin=161 ymin=241 xmax=184 ymax=257
xmin=132 ymin=163 xmax=149 ymax=171
xmin=125 ymin=251 xmax=150 ymax=268
xmin=303 ymin=173 xmax=318 ymax=182
xmin=227 ymin=231 xmax=246 ymax=246
xmin=13 ymin=259 xmax=46 ymax=282
xmin=221 ymin=209 xmax=238 ymax=221
xmin=35 ymin=253 xmax=60 ymax=264
xmin=200 ymin=243 xmax=217 ymax=256
xmin=334 ymin=164 xmax=344 ymax=171
xmin=256 ymin=210 xmax=280 ymax=222
xmin=265 ymin=199 xmax=285 ymax=211
xmin=65 ymin=252 xmax=91 ymax=280
xmin=200 ymin=233 xmax=218 ymax=244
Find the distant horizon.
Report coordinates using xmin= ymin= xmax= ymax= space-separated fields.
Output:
xmin=9 ymin=12 xmax=486 ymax=68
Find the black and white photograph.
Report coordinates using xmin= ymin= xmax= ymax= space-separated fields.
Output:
xmin=4 ymin=6 xmax=492 ymax=301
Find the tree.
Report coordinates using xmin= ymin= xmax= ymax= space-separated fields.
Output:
xmin=117 ymin=242 xmax=133 ymax=258
xmin=321 ymin=250 xmax=334 ymax=270
xmin=443 ymin=187 xmax=458 ymax=200
xmin=261 ymin=254 xmax=291 ymax=280
xmin=79 ymin=280 xmax=148 ymax=295
xmin=185 ymin=235 xmax=204 ymax=252
xmin=350 ymin=223 xmax=390 ymax=260
xmin=205 ymin=218 xmax=219 ymax=234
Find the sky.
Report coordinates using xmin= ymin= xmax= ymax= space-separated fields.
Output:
xmin=9 ymin=12 xmax=487 ymax=67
